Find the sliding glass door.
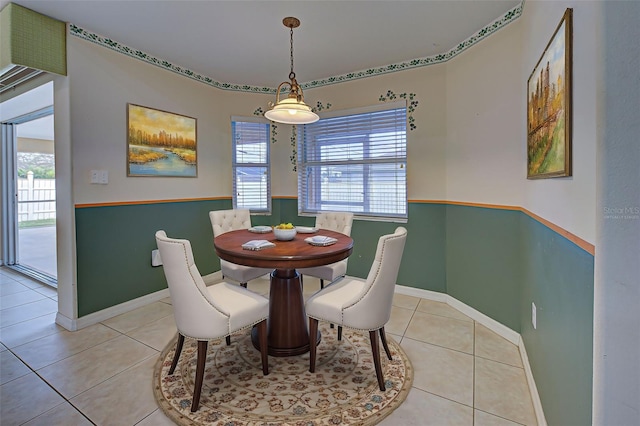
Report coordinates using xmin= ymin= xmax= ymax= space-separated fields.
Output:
xmin=1 ymin=106 xmax=57 ymax=284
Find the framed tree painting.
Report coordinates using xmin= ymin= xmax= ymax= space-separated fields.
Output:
xmin=127 ymin=104 xmax=197 ymax=177
xmin=527 ymin=8 xmax=572 ymax=179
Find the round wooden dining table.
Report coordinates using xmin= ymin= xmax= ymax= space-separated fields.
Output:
xmin=213 ymin=228 xmax=353 ymax=357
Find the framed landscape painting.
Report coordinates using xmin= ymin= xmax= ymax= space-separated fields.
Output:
xmin=127 ymin=104 xmax=197 ymax=177
xmin=526 ymin=8 xmax=572 ymax=179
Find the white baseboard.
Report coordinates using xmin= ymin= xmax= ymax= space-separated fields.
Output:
xmin=394 ymin=283 xmax=544 ymax=424
xmin=56 ymin=288 xmax=171 ymax=331
xmin=395 ymin=284 xmax=448 ymax=302
xmin=395 ymin=284 xmax=519 ymax=343
xmin=519 ymin=337 xmax=547 ymax=426
xmin=54 ymin=312 xmax=76 ymax=331
xmin=445 ymin=296 xmax=520 ymax=345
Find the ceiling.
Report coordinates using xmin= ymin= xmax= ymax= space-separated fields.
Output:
xmin=2 ymin=0 xmax=521 ymax=90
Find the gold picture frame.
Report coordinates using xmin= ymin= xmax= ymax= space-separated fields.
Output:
xmin=527 ymin=8 xmax=572 ymax=179
xmin=127 ymin=104 xmax=197 ymax=177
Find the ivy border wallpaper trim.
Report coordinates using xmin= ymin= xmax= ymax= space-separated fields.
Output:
xmin=68 ymin=2 xmax=523 ymax=93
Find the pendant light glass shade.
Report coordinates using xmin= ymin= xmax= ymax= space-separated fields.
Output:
xmin=265 ymin=91 xmax=319 ymax=124
xmin=266 ymin=17 xmax=319 ymax=125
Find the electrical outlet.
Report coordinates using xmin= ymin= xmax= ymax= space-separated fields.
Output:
xmin=151 ymin=249 xmax=162 ymax=267
xmin=532 ymin=302 xmax=537 ymax=329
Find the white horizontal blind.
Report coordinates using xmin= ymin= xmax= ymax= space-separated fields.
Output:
xmin=298 ymin=105 xmax=407 ymax=219
xmin=232 ymin=120 xmax=271 ymax=213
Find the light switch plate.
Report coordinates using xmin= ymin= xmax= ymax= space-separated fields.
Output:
xmin=90 ymin=170 xmax=108 ymax=184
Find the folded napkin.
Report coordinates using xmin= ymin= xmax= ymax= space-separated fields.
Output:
xmin=295 ymin=226 xmax=318 ymax=233
xmin=248 ymin=226 xmax=273 ymax=233
xmin=242 ymin=240 xmax=276 ymax=250
xmin=305 ymin=235 xmax=338 ymax=246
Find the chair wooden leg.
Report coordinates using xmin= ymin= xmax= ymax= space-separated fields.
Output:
xmin=337 ymin=326 xmax=343 ymax=341
xmin=379 ymin=327 xmax=393 ymax=360
xmin=169 ymin=333 xmax=185 ymax=375
xmin=225 ymin=335 xmax=231 ymax=346
xmin=191 ymin=340 xmax=208 ymax=412
xmin=324 ymin=278 xmax=334 ymax=329
xmin=369 ymin=330 xmax=386 ymax=391
xmin=257 ymin=320 xmax=269 ymax=375
xmin=309 ymin=318 xmax=319 ymax=373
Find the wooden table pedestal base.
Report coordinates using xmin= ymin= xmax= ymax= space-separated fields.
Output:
xmin=251 ymin=269 xmax=321 ymax=357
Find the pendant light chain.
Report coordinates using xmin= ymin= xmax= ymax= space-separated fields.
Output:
xmin=264 ymin=16 xmax=319 ymax=125
xmin=289 ymin=25 xmax=295 ymax=80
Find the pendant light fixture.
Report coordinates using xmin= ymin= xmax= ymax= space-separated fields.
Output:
xmin=264 ymin=17 xmax=319 ymax=125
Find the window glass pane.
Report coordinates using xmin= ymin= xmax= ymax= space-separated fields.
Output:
xmin=235 ymin=166 xmax=268 ymax=210
xmin=298 ymin=106 xmax=407 ymax=219
xmin=232 ymin=121 xmax=271 ymax=213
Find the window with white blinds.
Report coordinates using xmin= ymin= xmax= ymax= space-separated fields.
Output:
xmin=298 ymin=102 xmax=407 ymax=219
xmin=232 ymin=119 xmax=271 ymax=213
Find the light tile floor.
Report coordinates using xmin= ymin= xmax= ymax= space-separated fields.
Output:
xmin=0 ymin=267 xmax=537 ymax=425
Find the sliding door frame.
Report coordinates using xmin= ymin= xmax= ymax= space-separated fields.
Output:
xmin=1 ymin=106 xmax=56 ymax=285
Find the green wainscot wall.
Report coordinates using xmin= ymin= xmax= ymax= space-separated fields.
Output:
xmin=75 ymin=198 xmax=593 ymax=426
xmin=520 ymin=215 xmax=594 ymax=426
xmin=445 ymin=204 xmax=523 ymax=331
xmin=75 ymin=198 xmax=447 ymax=316
xmin=75 ymin=199 xmax=231 ymax=316
xmin=444 ymin=203 xmax=593 ymax=426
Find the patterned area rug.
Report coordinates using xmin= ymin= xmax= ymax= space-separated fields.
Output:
xmin=153 ymin=322 xmax=413 ymax=425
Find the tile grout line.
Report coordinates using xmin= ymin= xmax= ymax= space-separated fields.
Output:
xmin=410 ymin=385 xmax=477 ymax=410
xmin=0 ymin=311 xmax=59 ymax=331
xmin=5 ymin=320 xmax=125 ymax=372
xmin=402 ymin=300 xmax=482 ymax=414
xmin=475 ymin=407 xmax=529 ymax=426
xmin=472 ymin=320 xmax=476 ymax=425
xmin=2 ymin=345 xmax=98 ymax=426
xmin=0 ymin=295 xmax=50 ymax=311
xmin=36 ymin=340 xmax=158 ymax=423
xmin=474 ymin=353 xmax=527 ymax=369
xmin=400 ymin=335 xmax=474 ymax=357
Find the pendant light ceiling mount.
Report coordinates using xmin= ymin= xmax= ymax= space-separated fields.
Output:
xmin=282 ymin=16 xmax=300 ymax=30
xmin=264 ymin=16 xmax=319 ymax=125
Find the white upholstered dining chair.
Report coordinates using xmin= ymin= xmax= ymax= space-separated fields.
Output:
xmin=209 ymin=209 xmax=272 ymax=288
xmin=298 ymin=211 xmax=354 ymax=289
xmin=155 ymin=230 xmax=269 ymax=412
xmin=305 ymin=226 xmax=407 ymax=391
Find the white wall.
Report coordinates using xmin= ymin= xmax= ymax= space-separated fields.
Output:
xmin=67 ymin=35 xmax=284 ymax=205
xmin=445 ymin=18 xmax=524 ymax=207
xmin=66 ymin=34 xmax=309 ymax=206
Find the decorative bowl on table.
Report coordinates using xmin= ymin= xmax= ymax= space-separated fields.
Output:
xmin=273 ymin=224 xmax=297 ymax=241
